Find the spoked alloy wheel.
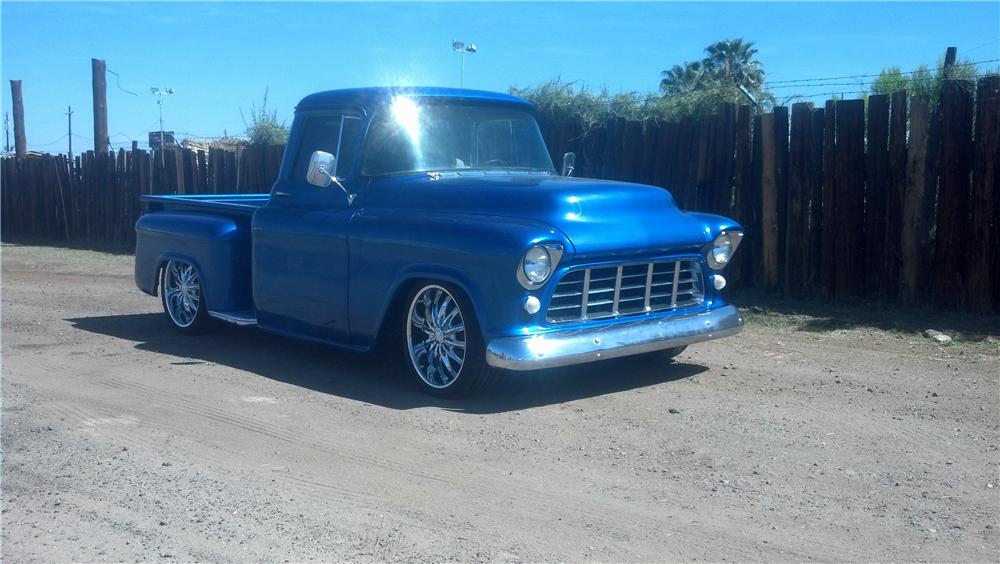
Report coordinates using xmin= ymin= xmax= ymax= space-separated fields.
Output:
xmin=161 ymin=260 xmax=210 ymax=333
xmin=407 ymin=285 xmax=467 ymax=389
xmin=403 ymin=283 xmax=494 ymax=396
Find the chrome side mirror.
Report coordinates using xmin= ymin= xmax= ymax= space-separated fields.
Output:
xmin=306 ymin=151 xmax=336 ymax=188
xmin=305 ymin=150 xmax=356 ymax=205
xmin=561 ymin=152 xmax=576 ymax=177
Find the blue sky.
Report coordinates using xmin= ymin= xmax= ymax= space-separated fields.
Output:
xmin=2 ymin=1 xmax=998 ymax=152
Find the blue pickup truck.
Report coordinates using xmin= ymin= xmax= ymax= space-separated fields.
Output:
xmin=135 ymin=87 xmax=744 ymax=396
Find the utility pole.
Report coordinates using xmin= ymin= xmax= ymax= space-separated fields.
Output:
xmin=10 ymin=80 xmax=26 ymax=157
xmin=943 ymin=47 xmax=958 ymax=80
xmin=66 ymin=106 xmax=74 ymax=160
xmin=92 ymin=58 xmax=109 ymax=155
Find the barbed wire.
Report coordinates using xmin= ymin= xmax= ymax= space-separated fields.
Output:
xmin=763 ymin=58 xmax=999 ymax=86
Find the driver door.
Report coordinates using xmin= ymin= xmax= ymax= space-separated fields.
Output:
xmin=252 ymin=112 xmax=362 ymax=344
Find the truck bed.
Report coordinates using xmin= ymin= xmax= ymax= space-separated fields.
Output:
xmin=140 ymin=194 xmax=270 ymax=216
xmin=135 ymin=194 xmax=267 ymax=314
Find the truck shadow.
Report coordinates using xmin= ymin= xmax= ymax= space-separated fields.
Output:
xmin=67 ymin=313 xmax=708 ymax=414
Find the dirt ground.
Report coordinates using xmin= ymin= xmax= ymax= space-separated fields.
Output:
xmin=2 ymin=243 xmax=998 ymax=562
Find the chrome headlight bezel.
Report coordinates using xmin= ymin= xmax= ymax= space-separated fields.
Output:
xmin=706 ymin=230 xmax=744 ymax=270
xmin=517 ymin=244 xmax=564 ymax=289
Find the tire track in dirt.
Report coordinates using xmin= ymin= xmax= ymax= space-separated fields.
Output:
xmin=12 ymin=349 xmax=850 ymax=561
xmin=31 ymin=395 xmax=565 ymax=561
xmin=775 ymin=395 xmax=979 ymax=464
xmin=96 ymin=376 xmax=828 ymax=561
xmin=45 ymin=393 xmax=384 ymax=509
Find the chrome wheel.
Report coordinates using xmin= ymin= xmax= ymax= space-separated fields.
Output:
xmin=163 ymin=260 xmax=202 ymax=328
xmin=406 ymin=285 xmax=467 ymax=389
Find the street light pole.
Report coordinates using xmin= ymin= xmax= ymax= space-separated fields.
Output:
xmin=451 ymin=40 xmax=477 ymax=88
xmin=150 ymin=86 xmax=175 ymax=169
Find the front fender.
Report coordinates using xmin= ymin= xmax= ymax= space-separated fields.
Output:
xmin=686 ymin=212 xmax=744 ymax=242
xmin=348 ymin=209 xmax=571 ymax=351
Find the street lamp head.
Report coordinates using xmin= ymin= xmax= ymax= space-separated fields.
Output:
xmin=150 ymin=87 xmax=159 ymax=94
xmin=165 ymin=88 xmax=175 ymax=94
xmin=452 ymin=40 xmax=465 ymax=52
xmin=465 ymin=43 xmax=477 ymax=54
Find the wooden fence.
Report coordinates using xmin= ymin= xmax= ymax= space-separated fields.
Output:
xmin=2 ymin=76 xmax=998 ymax=312
xmin=1 ymin=144 xmax=283 ymax=246
xmin=537 ymin=76 xmax=999 ymax=313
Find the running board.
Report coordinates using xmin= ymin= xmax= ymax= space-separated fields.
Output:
xmin=208 ymin=310 xmax=258 ymax=326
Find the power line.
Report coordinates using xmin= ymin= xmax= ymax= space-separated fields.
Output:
xmin=30 ymin=133 xmax=69 ymax=148
xmin=763 ymin=58 xmax=999 ymax=86
xmin=106 ymin=68 xmax=139 ymax=96
xmin=964 ymin=38 xmax=1000 ymax=55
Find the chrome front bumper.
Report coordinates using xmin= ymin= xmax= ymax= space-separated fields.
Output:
xmin=485 ymin=304 xmax=743 ymax=371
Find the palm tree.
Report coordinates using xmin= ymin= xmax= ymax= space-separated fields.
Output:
xmin=703 ymin=39 xmax=763 ymax=90
xmin=660 ymin=61 xmax=706 ymax=95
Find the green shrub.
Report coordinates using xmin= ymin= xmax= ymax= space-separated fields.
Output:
xmin=241 ymin=89 xmax=289 ymax=145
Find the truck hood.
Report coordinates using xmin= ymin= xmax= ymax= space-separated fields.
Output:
xmin=372 ymin=173 xmax=727 ymax=258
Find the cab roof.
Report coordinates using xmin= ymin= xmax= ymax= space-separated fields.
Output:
xmin=295 ymin=86 xmax=532 ymax=112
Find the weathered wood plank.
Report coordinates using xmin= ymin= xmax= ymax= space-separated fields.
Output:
xmin=785 ymin=102 xmax=813 ymax=297
xmin=865 ymin=94 xmax=890 ymax=300
xmin=885 ymin=91 xmax=908 ymax=301
xmin=932 ymin=81 xmax=975 ymax=309
xmin=711 ymin=103 xmax=737 ymax=217
xmin=900 ymin=96 xmax=930 ymax=304
xmin=639 ymin=120 xmax=659 ymax=185
xmin=772 ymin=106 xmax=790 ymax=289
xmin=728 ymin=105 xmax=752 ymax=288
xmin=834 ymin=99 xmax=866 ymax=301
xmin=760 ymin=113 xmax=780 ymax=292
xmin=807 ymin=107 xmax=825 ymax=293
xmin=654 ymin=121 xmax=676 ymax=189
xmin=820 ymin=100 xmax=838 ymax=299
xmin=621 ymin=120 xmax=642 ymax=184
xmin=969 ymin=76 xmax=1000 ymax=313
xmin=748 ymin=113 xmax=764 ymax=288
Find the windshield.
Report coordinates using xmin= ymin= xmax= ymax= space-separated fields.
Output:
xmin=362 ymin=97 xmax=555 ymax=176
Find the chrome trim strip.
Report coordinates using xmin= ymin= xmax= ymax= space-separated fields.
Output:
xmin=644 ymin=263 xmax=654 ymax=311
xmin=580 ymin=269 xmax=591 ymax=319
xmin=208 ymin=310 xmax=258 ymax=326
xmin=612 ymin=266 xmax=623 ymax=314
xmin=487 ymin=305 xmax=744 ymax=371
xmin=670 ymin=262 xmax=681 ymax=307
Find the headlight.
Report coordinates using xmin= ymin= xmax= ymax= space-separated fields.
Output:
xmin=517 ymin=244 xmax=563 ymax=289
xmin=707 ymin=231 xmax=743 ymax=270
xmin=522 ymin=246 xmax=552 ymax=284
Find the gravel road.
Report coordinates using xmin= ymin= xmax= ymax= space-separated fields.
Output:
xmin=3 ymin=244 xmax=998 ymax=562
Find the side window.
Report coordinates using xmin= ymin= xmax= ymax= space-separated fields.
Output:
xmin=292 ymin=115 xmax=363 ymax=181
xmin=336 ymin=117 xmax=362 ymax=178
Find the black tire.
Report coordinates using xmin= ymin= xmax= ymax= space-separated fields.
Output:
xmin=399 ymin=281 xmax=495 ymax=397
xmin=160 ymin=260 xmax=213 ymax=334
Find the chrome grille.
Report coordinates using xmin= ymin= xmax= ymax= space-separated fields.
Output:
xmin=547 ymin=259 xmax=704 ymax=323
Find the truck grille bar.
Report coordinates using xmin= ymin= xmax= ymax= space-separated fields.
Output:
xmin=546 ymin=259 xmax=705 ymax=323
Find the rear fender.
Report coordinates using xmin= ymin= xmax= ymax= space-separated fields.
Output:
xmin=134 ymin=212 xmax=253 ymax=312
